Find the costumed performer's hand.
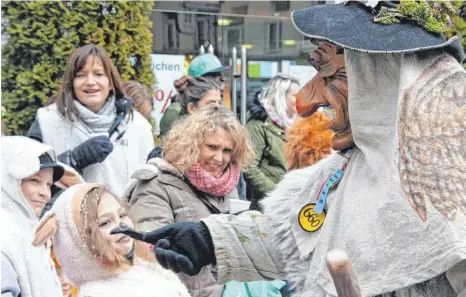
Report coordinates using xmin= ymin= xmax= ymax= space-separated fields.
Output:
xmin=111 ymin=222 xmax=216 ymax=276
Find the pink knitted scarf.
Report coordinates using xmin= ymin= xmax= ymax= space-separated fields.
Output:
xmin=186 ymin=163 xmax=240 ymax=197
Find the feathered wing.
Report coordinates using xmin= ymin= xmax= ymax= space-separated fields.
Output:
xmin=398 ymin=54 xmax=466 ymax=221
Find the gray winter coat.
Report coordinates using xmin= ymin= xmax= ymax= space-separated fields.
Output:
xmin=123 ymin=158 xmax=239 ymax=297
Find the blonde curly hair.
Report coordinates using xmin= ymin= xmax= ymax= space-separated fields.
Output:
xmin=164 ymin=104 xmax=254 ymax=173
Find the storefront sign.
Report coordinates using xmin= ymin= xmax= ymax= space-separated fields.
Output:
xmin=151 ymin=54 xmax=185 ymax=134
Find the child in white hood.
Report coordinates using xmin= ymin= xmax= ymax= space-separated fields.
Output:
xmin=33 ymin=183 xmax=191 ymax=297
xmin=1 ymin=136 xmax=75 ymax=297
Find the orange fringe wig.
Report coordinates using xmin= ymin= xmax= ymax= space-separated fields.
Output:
xmin=285 ymin=112 xmax=334 ymax=170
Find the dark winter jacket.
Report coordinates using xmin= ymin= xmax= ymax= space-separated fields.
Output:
xmin=159 ymin=101 xmax=183 ymax=137
xmin=244 ymin=98 xmax=287 ymax=210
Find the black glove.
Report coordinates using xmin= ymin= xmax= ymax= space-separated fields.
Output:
xmin=111 ymin=222 xmax=215 ymax=276
xmin=71 ymin=136 xmax=114 ymax=170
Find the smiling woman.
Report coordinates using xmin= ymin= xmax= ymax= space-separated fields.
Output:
xmin=123 ymin=104 xmax=254 ymax=297
xmin=27 ymin=44 xmax=154 ymax=198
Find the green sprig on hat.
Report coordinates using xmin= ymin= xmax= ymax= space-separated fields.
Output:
xmin=374 ymin=0 xmax=455 ymax=33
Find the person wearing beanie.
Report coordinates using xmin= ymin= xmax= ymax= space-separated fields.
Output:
xmin=159 ymin=53 xmax=229 ymax=137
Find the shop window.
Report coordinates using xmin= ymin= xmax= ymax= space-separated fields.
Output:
xmin=163 ymin=13 xmax=179 ymax=50
xmin=268 ymin=21 xmax=282 ymax=51
xmin=272 ymin=1 xmax=290 ymax=12
xmin=223 ymin=26 xmax=243 ymax=53
xmin=232 ymin=5 xmax=248 ymax=16
xmin=196 ymin=16 xmax=215 ymax=49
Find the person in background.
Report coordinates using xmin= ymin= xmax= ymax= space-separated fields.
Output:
xmin=124 ymin=104 xmax=254 ymax=297
xmin=284 ymin=111 xmax=334 ymax=170
xmin=123 ymin=80 xmax=159 ymax=145
xmin=27 ymin=44 xmax=154 ymax=198
xmin=123 ymin=80 xmax=153 ymax=121
xmin=33 ymin=183 xmax=191 ymax=297
xmin=147 ymin=75 xmax=224 ymax=160
xmin=159 ymin=53 xmax=229 ymax=137
xmin=1 ymin=136 xmax=67 ymax=297
xmin=244 ymin=73 xmax=300 ymax=210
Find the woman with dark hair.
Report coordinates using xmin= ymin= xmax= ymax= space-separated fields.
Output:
xmin=159 ymin=53 xmax=227 ymax=137
xmin=27 ymin=45 xmax=154 ymax=197
xmin=148 ymin=76 xmax=224 ymax=160
xmin=175 ymin=75 xmax=223 ymax=118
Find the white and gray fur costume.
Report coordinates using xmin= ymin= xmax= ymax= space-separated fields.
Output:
xmin=202 ymin=46 xmax=466 ymax=296
xmin=1 ymin=136 xmax=64 ymax=297
xmin=37 ymin=183 xmax=191 ymax=297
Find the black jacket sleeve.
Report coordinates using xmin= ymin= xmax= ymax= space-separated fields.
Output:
xmin=27 ymin=119 xmax=43 ymax=142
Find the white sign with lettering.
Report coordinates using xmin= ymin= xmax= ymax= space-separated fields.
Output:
xmin=151 ymin=54 xmax=185 ymax=133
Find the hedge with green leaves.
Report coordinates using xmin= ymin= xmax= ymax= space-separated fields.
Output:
xmin=446 ymin=1 xmax=466 ymax=68
xmin=2 ymin=1 xmax=154 ymax=135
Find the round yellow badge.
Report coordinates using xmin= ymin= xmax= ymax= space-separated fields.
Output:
xmin=298 ymin=203 xmax=326 ymax=232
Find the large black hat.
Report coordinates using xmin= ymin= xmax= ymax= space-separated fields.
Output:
xmin=292 ymin=1 xmax=464 ymax=63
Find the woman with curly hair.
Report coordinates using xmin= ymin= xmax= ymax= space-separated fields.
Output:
xmin=123 ymin=104 xmax=254 ymax=297
xmin=284 ymin=111 xmax=334 ymax=170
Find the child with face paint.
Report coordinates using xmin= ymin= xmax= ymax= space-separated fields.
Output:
xmin=33 ymin=183 xmax=190 ymax=297
xmin=1 ymin=136 xmax=71 ymax=297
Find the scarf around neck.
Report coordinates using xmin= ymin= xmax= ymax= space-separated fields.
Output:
xmin=185 ymin=163 xmax=240 ymax=197
xmin=74 ymin=96 xmax=116 ymax=133
xmin=266 ymin=108 xmax=295 ymax=130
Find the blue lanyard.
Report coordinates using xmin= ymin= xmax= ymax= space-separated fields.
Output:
xmin=313 ymin=167 xmax=345 ymax=214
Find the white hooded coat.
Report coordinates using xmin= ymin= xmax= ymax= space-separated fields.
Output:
xmin=201 ymin=48 xmax=466 ymax=296
xmin=39 ymin=184 xmax=191 ymax=297
xmin=1 ymin=136 xmax=63 ymax=297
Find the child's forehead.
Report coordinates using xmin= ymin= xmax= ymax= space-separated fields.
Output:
xmin=27 ymin=167 xmax=54 ymax=178
xmin=97 ymin=192 xmax=123 ymax=213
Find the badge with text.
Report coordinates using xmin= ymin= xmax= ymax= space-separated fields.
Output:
xmin=298 ymin=203 xmax=326 ymax=232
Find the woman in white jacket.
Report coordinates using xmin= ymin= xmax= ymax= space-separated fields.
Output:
xmin=33 ymin=183 xmax=190 ymax=297
xmin=27 ymin=44 xmax=154 ymax=197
